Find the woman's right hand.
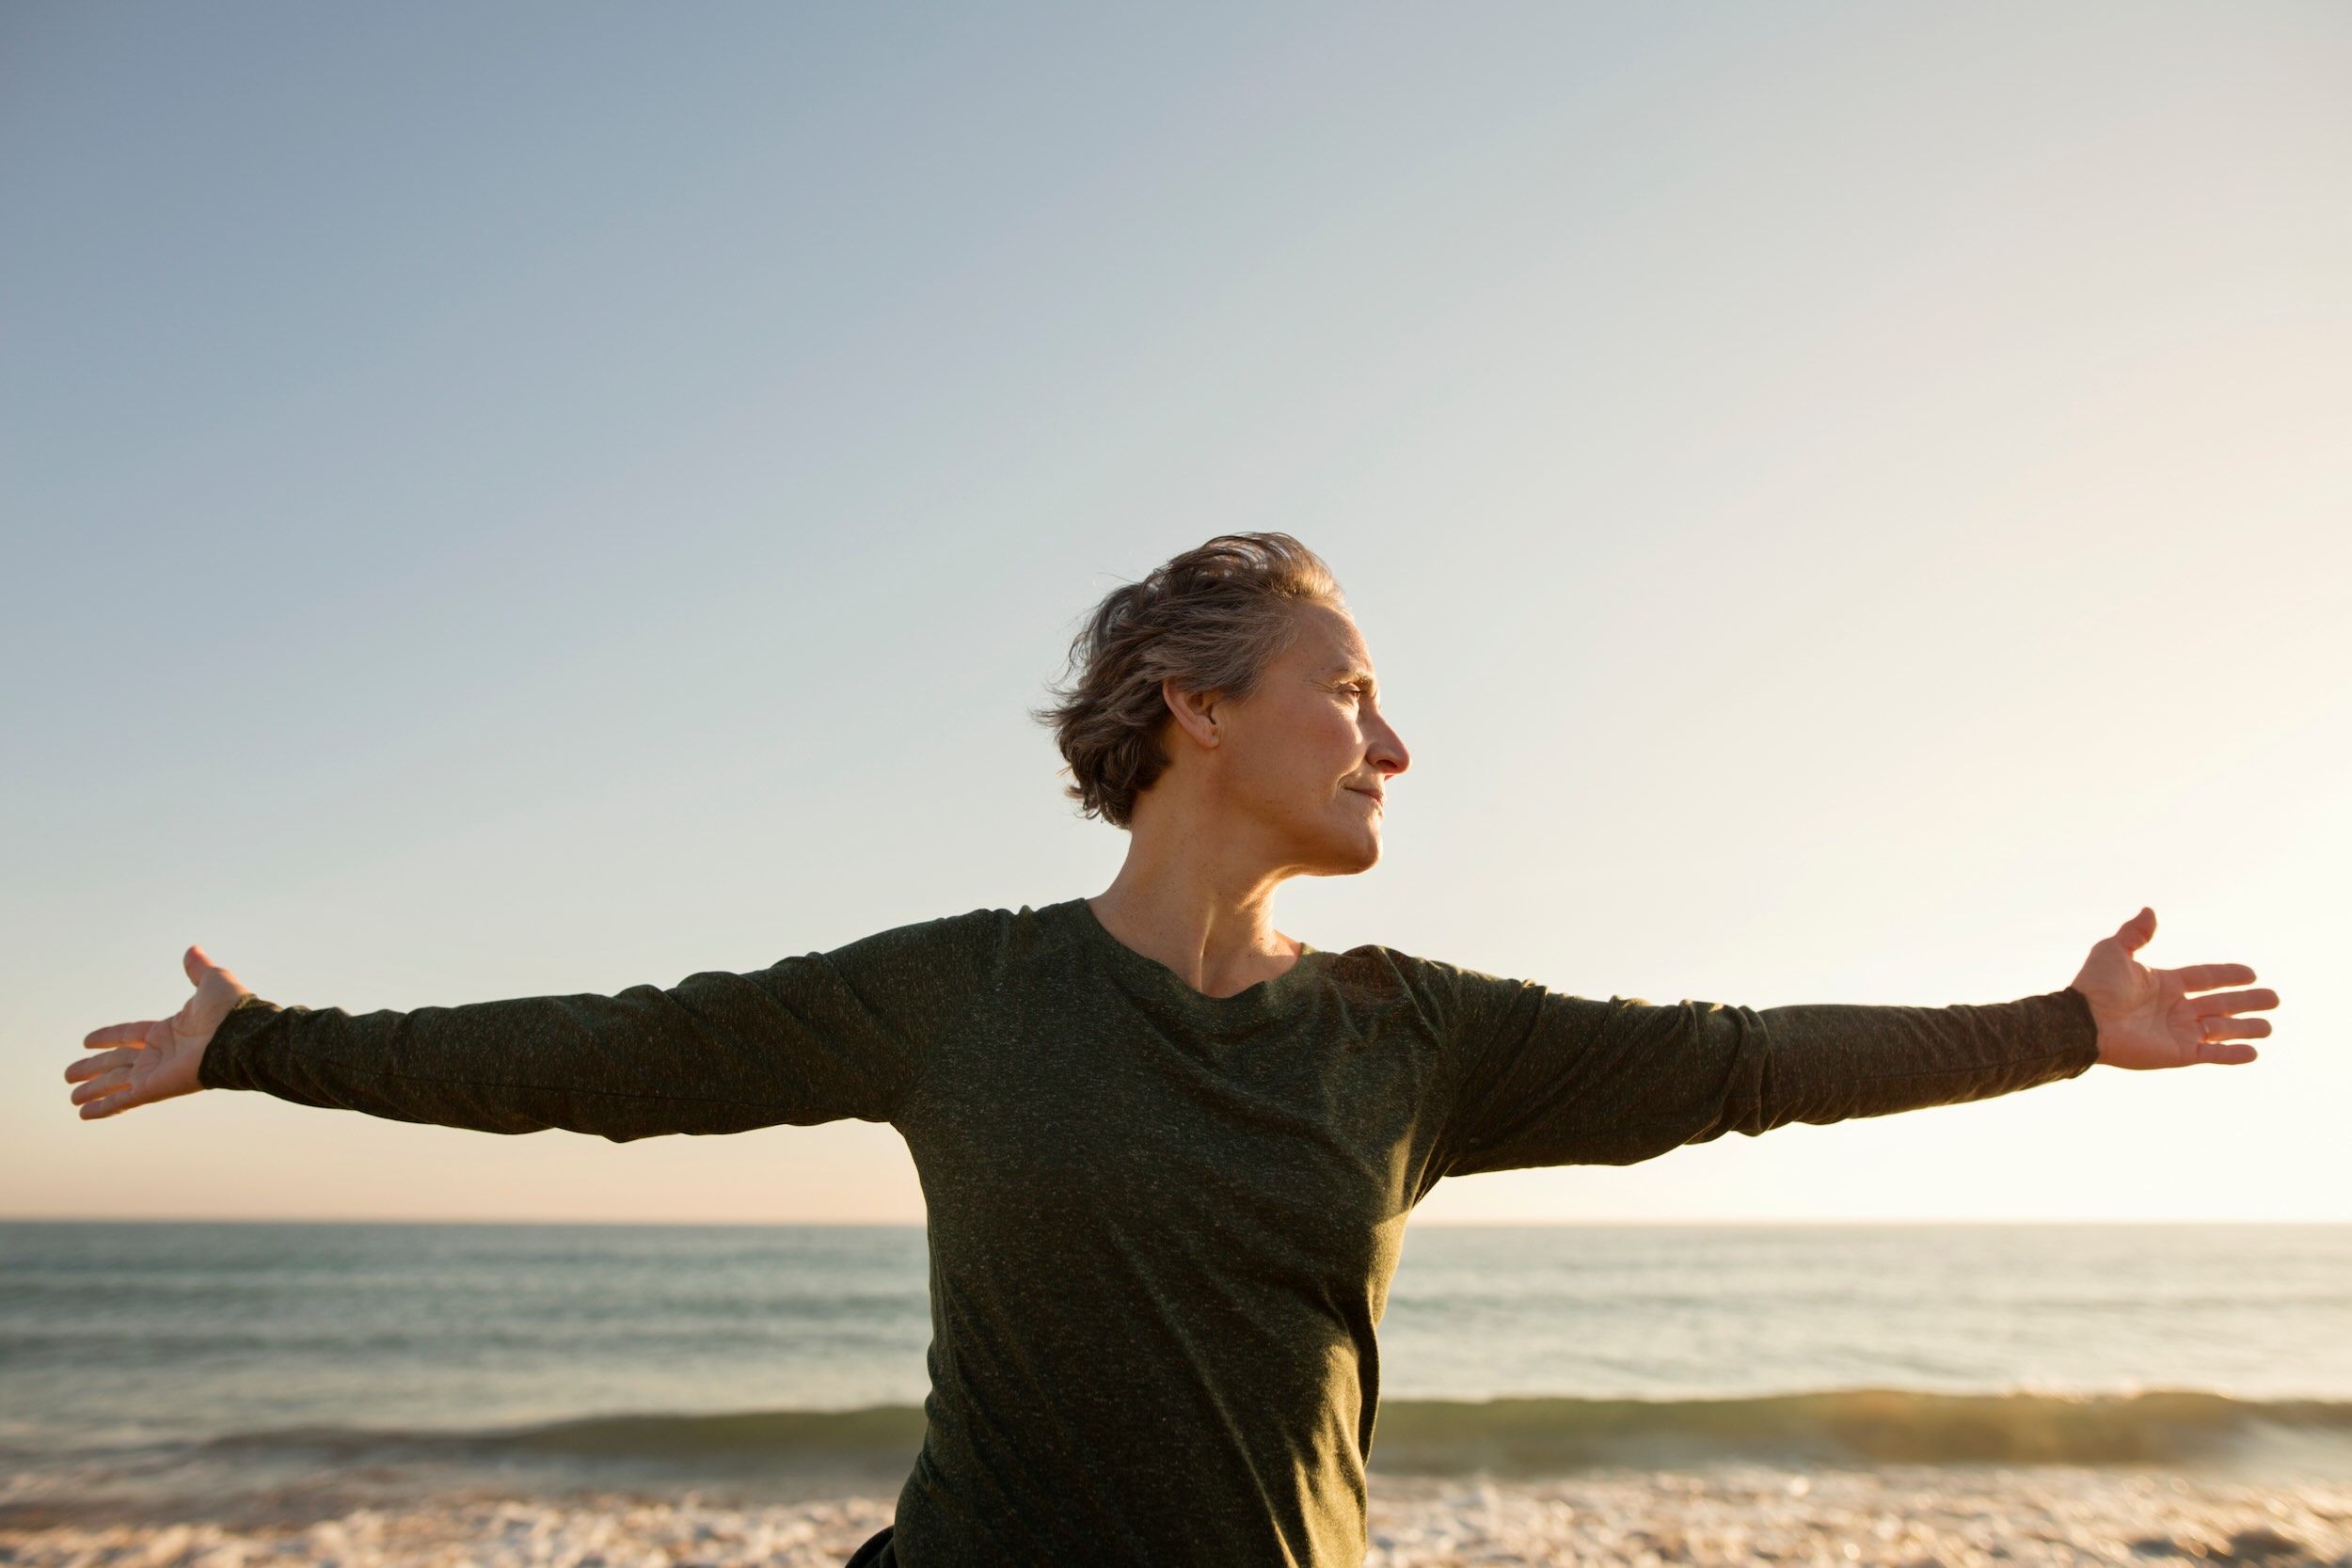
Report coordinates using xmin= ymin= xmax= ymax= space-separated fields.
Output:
xmin=68 ymin=944 xmax=253 ymax=1120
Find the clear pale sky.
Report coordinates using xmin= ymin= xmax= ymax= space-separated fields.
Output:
xmin=4 ymin=3 xmax=2344 ymax=1226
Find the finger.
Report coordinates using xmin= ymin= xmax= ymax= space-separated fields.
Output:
xmin=2198 ymin=1016 xmax=2271 ymax=1041
xmin=2190 ymin=988 xmax=2280 ymax=1019
xmin=2196 ymin=1040 xmax=2259 ymax=1066
xmin=65 ymin=1047 xmax=140 ymax=1083
xmin=79 ymin=1085 xmax=145 ymax=1119
xmin=84 ymin=1020 xmax=160 ymax=1050
xmin=2168 ymin=963 xmax=2259 ymax=992
xmin=71 ymin=1067 xmax=132 ymax=1106
xmin=2117 ymin=907 xmax=2156 ymax=953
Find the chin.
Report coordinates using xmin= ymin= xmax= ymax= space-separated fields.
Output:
xmin=1311 ymin=833 xmax=1381 ymax=878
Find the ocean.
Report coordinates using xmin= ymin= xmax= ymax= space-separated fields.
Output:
xmin=5 ymin=1220 xmax=2350 ymax=1523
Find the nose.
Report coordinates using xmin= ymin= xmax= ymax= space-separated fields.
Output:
xmin=1366 ymin=714 xmax=1409 ymax=780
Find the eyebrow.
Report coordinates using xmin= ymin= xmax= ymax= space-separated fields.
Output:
xmin=1322 ymin=663 xmax=1379 ymax=689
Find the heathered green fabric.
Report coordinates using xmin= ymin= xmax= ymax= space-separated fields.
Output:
xmin=199 ymin=896 xmax=2101 ymax=1565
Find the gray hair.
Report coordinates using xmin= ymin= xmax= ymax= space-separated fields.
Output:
xmin=1029 ymin=532 xmax=1345 ymax=829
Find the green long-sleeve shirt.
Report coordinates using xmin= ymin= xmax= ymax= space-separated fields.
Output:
xmin=198 ymin=896 xmax=2101 ymax=1565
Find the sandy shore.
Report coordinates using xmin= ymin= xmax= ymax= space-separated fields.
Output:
xmin=6 ymin=1465 xmax=2352 ymax=1567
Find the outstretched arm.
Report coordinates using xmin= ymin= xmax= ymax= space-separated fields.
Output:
xmin=1427 ymin=906 xmax=2277 ymax=1179
xmin=65 ymin=911 xmax=1005 ymax=1142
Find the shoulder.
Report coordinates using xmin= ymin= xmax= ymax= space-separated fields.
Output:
xmin=1318 ymin=944 xmax=1645 ymax=1061
xmin=1312 ymin=942 xmax=1528 ymax=1053
xmin=825 ymin=900 xmax=1118 ymax=970
xmin=1323 ymin=941 xmax=1516 ymax=995
xmin=812 ymin=904 xmax=1024 ymax=975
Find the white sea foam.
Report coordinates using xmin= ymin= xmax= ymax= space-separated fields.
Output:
xmin=7 ymin=1465 xmax=2351 ymax=1568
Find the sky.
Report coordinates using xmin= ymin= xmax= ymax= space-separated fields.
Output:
xmin=4 ymin=2 xmax=2346 ymax=1227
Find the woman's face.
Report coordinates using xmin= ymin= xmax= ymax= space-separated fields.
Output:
xmin=1203 ymin=600 xmax=1410 ymax=877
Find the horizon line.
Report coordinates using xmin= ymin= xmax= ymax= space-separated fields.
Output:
xmin=6 ymin=1214 xmax=2344 ymax=1227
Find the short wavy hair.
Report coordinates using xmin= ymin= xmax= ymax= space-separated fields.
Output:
xmin=1030 ymin=532 xmax=1346 ymax=829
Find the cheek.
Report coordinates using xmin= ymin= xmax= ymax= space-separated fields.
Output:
xmin=1304 ymin=721 xmax=1364 ymax=789
xmin=1240 ymin=709 xmax=1359 ymax=804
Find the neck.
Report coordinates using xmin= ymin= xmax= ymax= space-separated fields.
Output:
xmin=1089 ymin=817 xmax=1300 ymax=999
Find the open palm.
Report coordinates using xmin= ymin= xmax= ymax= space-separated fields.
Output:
xmin=66 ymin=945 xmax=253 ymax=1120
xmin=2071 ymin=908 xmax=2277 ymax=1070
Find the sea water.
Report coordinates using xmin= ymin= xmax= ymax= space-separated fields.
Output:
xmin=4 ymin=1220 xmax=2348 ymax=1518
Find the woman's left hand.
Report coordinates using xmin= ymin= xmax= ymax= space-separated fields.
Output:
xmin=2071 ymin=908 xmax=2276 ymax=1070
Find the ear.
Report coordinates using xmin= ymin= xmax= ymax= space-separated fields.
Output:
xmin=1160 ymin=675 xmax=1221 ymax=750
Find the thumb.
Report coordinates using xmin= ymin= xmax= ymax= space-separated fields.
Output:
xmin=175 ymin=944 xmax=250 ymax=1036
xmin=2117 ymin=907 xmax=2156 ymax=954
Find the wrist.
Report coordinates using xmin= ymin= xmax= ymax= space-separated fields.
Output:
xmin=2064 ymin=984 xmax=2114 ymax=1067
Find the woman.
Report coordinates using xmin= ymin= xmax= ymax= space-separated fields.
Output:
xmin=66 ymin=532 xmax=2275 ymax=1566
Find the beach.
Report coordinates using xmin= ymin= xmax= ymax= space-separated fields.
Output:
xmin=8 ymin=1465 xmax=2352 ymax=1567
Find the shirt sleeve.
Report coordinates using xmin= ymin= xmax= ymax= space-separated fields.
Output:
xmin=194 ymin=907 xmax=1008 ymax=1142
xmin=1412 ymin=956 xmax=2102 ymax=1178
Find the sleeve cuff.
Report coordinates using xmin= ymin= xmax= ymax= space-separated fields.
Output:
xmin=2044 ymin=984 xmax=2103 ymax=1077
xmin=197 ymin=993 xmax=284 ymax=1092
